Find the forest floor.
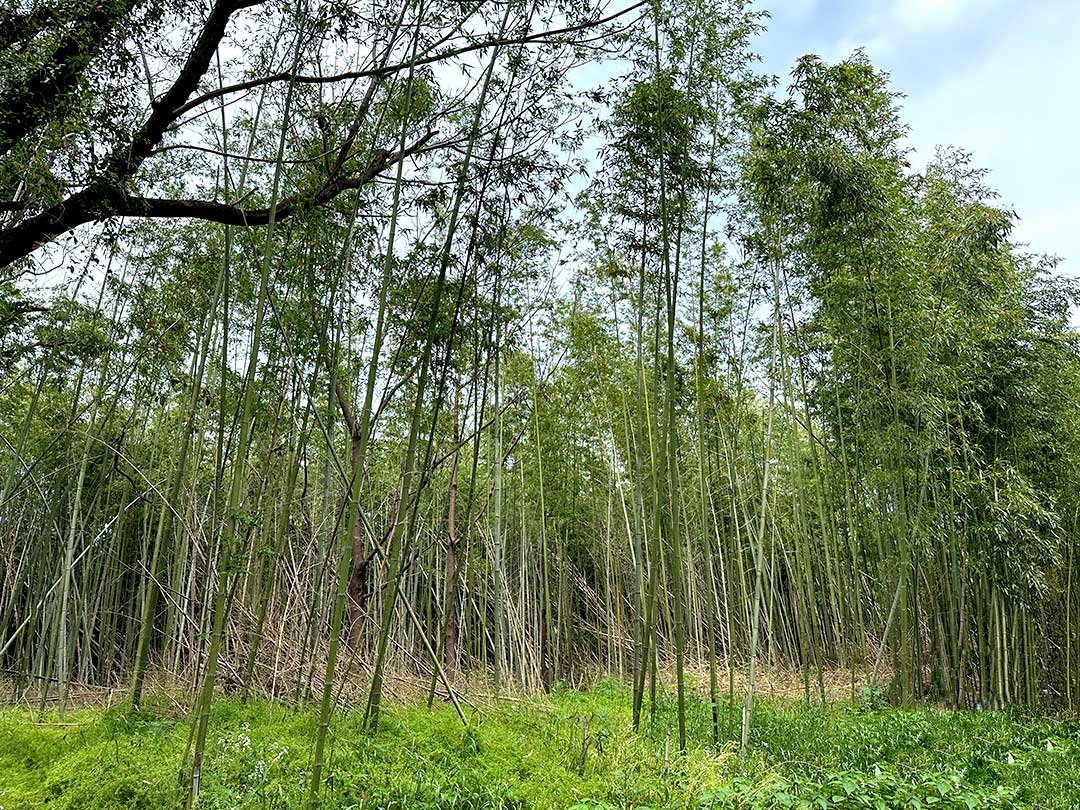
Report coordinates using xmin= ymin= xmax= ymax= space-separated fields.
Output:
xmin=1 ymin=678 xmax=1078 ymax=809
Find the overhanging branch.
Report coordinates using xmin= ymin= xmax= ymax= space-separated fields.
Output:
xmin=173 ymin=1 xmax=650 ymax=119
xmin=126 ymin=130 xmax=436 ymax=226
xmin=0 ymin=130 xmax=435 ymax=264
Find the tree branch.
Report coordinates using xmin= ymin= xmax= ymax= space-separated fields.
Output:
xmin=0 ymin=130 xmax=434 ymax=263
xmin=0 ymin=0 xmax=144 ymax=155
xmin=104 ymin=0 xmax=265 ymax=181
xmin=0 ymin=0 xmax=636 ymax=266
xmin=126 ymin=129 xmax=436 ymax=224
xmin=173 ymin=1 xmax=650 ymax=119
xmin=0 ymin=5 xmax=61 ymax=50
xmin=0 ymin=0 xmax=264 ymax=266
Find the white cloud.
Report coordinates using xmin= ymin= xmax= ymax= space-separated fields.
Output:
xmin=892 ymin=0 xmax=1000 ymax=30
xmin=898 ymin=1 xmax=1080 ymax=270
xmin=759 ymin=0 xmax=1078 ymax=271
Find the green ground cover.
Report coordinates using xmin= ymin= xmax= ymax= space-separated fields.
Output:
xmin=2 ymin=681 xmax=1077 ymax=809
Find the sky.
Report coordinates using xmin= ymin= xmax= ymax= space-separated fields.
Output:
xmin=753 ymin=0 xmax=1080 ymax=273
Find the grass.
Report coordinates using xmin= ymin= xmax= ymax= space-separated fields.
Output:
xmin=1 ymin=680 xmax=1078 ymax=809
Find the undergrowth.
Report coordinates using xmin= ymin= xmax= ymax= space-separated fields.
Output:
xmin=1 ymin=680 xmax=1077 ymax=809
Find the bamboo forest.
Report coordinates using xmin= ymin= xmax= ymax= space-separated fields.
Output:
xmin=3 ymin=1 xmax=1080 ymax=808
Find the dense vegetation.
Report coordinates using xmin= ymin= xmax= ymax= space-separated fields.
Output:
xmin=4 ymin=682 xmax=1080 ymax=809
xmin=2 ymin=0 xmax=1080 ymax=806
